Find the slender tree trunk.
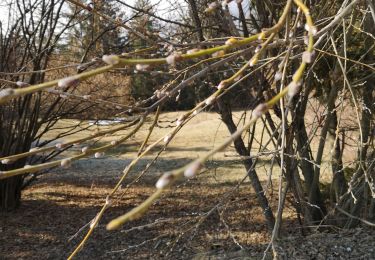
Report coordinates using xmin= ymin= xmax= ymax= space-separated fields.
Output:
xmin=217 ymin=98 xmax=275 ymax=232
xmin=237 ymin=2 xmax=249 ymax=37
xmin=328 ymin=110 xmax=347 ymax=202
xmin=0 ymin=157 xmax=28 ymax=211
xmin=0 ymin=177 xmax=24 ymax=211
xmin=293 ymin=88 xmax=326 ymax=222
xmin=338 ymin=8 xmax=375 ymax=227
xmin=187 ymin=0 xmax=205 ymax=42
xmin=308 ymin=83 xmax=338 ymax=221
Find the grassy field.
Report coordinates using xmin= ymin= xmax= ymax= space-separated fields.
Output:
xmin=1 ymin=111 xmax=370 ymax=259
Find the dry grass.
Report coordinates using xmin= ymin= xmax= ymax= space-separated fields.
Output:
xmin=0 ymin=110 xmax=370 ymax=259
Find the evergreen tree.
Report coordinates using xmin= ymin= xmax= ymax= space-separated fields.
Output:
xmin=66 ymin=0 xmax=125 ymax=61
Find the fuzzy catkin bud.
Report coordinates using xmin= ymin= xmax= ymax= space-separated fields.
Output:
xmin=135 ymin=64 xmax=150 ymax=71
xmin=184 ymin=161 xmax=202 ymax=178
xmin=205 ymin=1 xmax=219 ymax=12
xmin=0 ymin=88 xmax=15 ymax=98
xmin=155 ymin=172 xmax=174 ymax=189
xmin=76 ymin=64 xmax=86 ymax=72
xmin=16 ymin=81 xmax=30 ymax=87
xmin=1 ymin=159 xmax=13 ymax=165
xmin=166 ymin=53 xmax=182 ymax=66
xmin=105 ymin=196 xmax=112 ymax=206
xmin=29 ymin=147 xmax=39 ymax=152
xmin=94 ymin=152 xmax=104 ymax=158
xmin=60 ymin=158 xmax=72 ymax=168
xmin=176 ymin=115 xmax=184 ymax=126
xmin=212 ymin=50 xmax=225 ymax=58
xmin=225 ymin=37 xmax=237 ymax=46
xmin=249 ymin=57 xmax=258 ymax=67
xmin=163 ymin=134 xmax=171 ymax=143
xmin=217 ymin=81 xmax=226 ymax=90
xmin=304 ymin=24 xmax=318 ymax=35
xmin=252 ymin=103 xmax=268 ymax=118
xmin=155 ymin=90 xmax=164 ymax=99
xmin=287 ymin=81 xmax=302 ymax=98
xmin=55 ymin=143 xmax=63 ymax=149
xmin=90 ymin=215 xmax=99 ymax=229
xmin=83 ymin=95 xmax=91 ymax=100
xmin=58 ymin=76 xmax=79 ymax=88
xmin=274 ymin=71 xmax=282 ymax=82
xmin=302 ymin=51 xmax=314 ymax=64
xmin=102 ymin=55 xmax=120 ymax=65
xmin=205 ymin=96 xmax=215 ymax=105
xmin=110 ymin=140 xmax=117 ymax=146
xmin=81 ymin=146 xmax=89 ymax=154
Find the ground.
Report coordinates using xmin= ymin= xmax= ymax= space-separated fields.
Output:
xmin=1 ymin=111 xmax=374 ymax=259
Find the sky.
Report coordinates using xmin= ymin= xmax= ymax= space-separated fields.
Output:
xmin=0 ymin=0 xmax=249 ymax=30
xmin=0 ymin=0 xmax=182 ymax=30
xmin=0 ymin=1 xmax=14 ymax=31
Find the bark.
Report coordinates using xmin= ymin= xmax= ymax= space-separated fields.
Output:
xmin=308 ymin=84 xmax=338 ymax=221
xmin=254 ymin=0 xmax=270 ymax=28
xmin=0 ymin=0 xmax=69 ymax=212
xmin=328 ymin=111 xmax=347 ymax=202
xmin=293 ymin=89 xmax=326 ymax=222
xmin=237 ymin=2 xmax=249 ymax=37
xmin=338 ymin=7 xmax=375 ymax=227
xmin=0 ymin=176 xmax=23 ymax=211
xmin=217 ymin=98 xmax=275 ymax=232
xmin=187 ymin=0 xmax=205 ymax=42
xmin=285 ymin=126 xmax=307 ymax=232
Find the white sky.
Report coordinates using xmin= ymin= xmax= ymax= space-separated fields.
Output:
xmin=0 ymin=0 xmax=247 ymax=32
xmin=0 ymin=0 xmax=183 ymax=29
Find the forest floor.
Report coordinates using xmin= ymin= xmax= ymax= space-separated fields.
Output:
xmin=1 ymin=111 xmax=374 ymax=259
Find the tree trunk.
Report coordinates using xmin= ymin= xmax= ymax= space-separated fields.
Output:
xmin=187 ymin=0 xmax=205 ymax=42
xmin=308 ymin=83 xmax=337 ymax=222
xmin=0 ymin=159 xmax=27 ymax=211
xmin=328 ymin=110 xmax=347 ymax=202
xmin=217 ymin=98 xmax=275 ymax=232
xmin=338 ymin=8 xmax=375 ymax=227
xmin=237 ymin=2 xmax=249 ymax=37
xmin=0 ymin=176 xmax=24 ymax=211
xmin=293 ymin=88 xmax=327 ymax=222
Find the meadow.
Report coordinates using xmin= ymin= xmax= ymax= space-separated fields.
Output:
xmin=2 ymin=111 xmax=372 ymax=259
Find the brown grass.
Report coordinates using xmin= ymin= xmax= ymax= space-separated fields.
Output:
xmin=0 ymin=110 xmax=371 ymax=259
